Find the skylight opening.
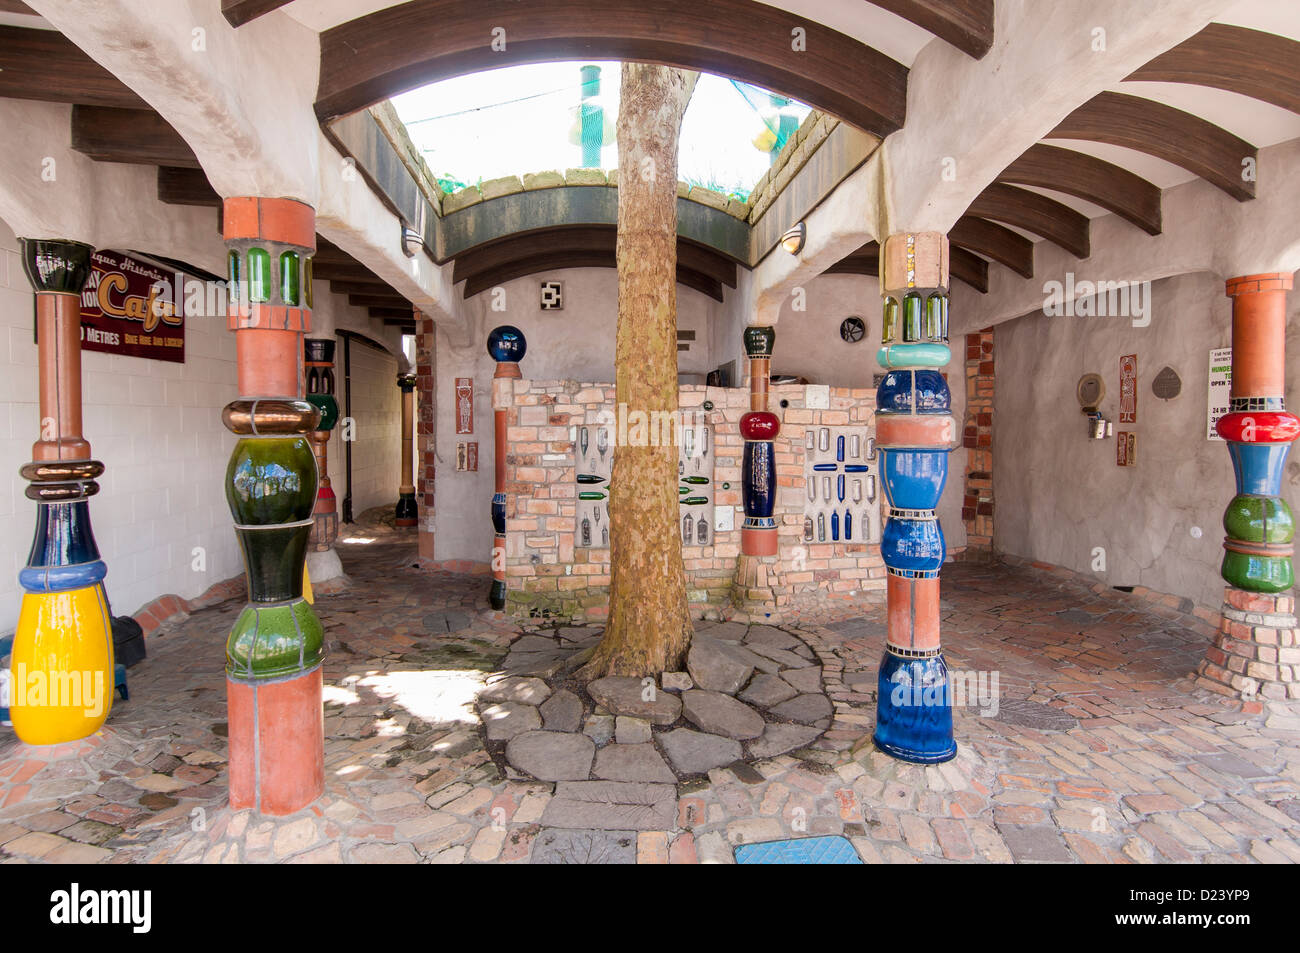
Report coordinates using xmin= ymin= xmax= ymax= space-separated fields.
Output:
xmin=390 ymin=62 xmax=811 ymax=201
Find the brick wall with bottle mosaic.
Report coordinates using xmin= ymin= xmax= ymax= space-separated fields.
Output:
xmin=502 ymin=379 xmax=886 ymax=622
xmin=960 ymin=328 xmax=995 ymax=553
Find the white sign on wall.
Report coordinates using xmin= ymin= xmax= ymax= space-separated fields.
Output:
xmin=1207 ymin=347 xmax=1232 ymax=441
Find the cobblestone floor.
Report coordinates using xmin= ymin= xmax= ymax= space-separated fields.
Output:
xmin=1 ymin=510 xmax=1297 ymax=864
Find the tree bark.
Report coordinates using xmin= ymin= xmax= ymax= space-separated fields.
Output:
xmin=580 ymin=64 xmax=697 ymax=678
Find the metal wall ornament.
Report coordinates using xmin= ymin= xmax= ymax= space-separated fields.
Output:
xmin=1152 ymin=366 xmax=1182 ymax=400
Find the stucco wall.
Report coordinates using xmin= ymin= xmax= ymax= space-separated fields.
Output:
xmin=994 ymin=269 xmax=1300 ymax=610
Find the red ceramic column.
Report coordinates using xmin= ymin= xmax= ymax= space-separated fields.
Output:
xmin=740 ymin=326 xmax=779 ymax=556
xmin=1196 ymin=273 xmax=1299 ymax=703
xmin=221 ymin=197 xmax=325 ymax=815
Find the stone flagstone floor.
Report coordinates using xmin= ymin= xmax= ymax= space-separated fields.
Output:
xmin=0 ymin=508 xmax=1297 ymax=864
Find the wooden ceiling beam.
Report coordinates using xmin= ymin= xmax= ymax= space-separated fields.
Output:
xmin=221 ymin=0 xmax=293 ymax=27
xmin=967 ymin=182 xmax=1090 ymax=259
xmin=451 ymin=226 xmax=736 ymax=288
xmin=1048 ymin=90 xmax=1256 ymax=201
xmin=998 ymin=143 xmax=1162 ymax=236
xmin=0 ymin=25 xmax=146 ymax=108
xmin=157 ymin=166 xmax=220 ymax=207
xmin=71 ymin=105 xmax=198 ymax=168
xmin=316 ymin=0 xmax=909 ymax=137
xmin=866 ymin=0 xmax=993 ymax=59
xmin=949 ymin=246 xmax=989 ymax=293
xmin=1127 ymin=23 xmax=1300 ymax=117
xmin=348 ymin=293 xmax=411 ymax=310
xmin=824 ymin=241 xmax=988 ymax=293
xmin=949 ymin=216 xmax=1034 ymax=279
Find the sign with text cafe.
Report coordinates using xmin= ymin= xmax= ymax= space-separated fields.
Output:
xmin=78 ymin=250 xmax=189 ymax=363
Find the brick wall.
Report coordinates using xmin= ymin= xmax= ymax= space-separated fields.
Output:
xmin=502 ymin=380 xmax=885 ymax=622
xmin=961 ymin=329 xmax=995 ymax=552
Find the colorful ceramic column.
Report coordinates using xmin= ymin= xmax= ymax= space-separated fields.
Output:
xmin=395 ymin=373 xmax=418 ymax=527
xmin=304 ymin=338 xmax=340 ymax=551
xmin=487 ymin=325 xmax=526 ymax=610
xmin=1196 ymin=273 xmax=1299 ymax=702
xmin=872 ymin=232 xmax=958 ymax=763
xmin=221 ymin=197 xmax=325 ymax=814
xmin=12 ymin=239 xmax=114 ymax=745
xmin=740 ymin=325 xmax=779 ymax=556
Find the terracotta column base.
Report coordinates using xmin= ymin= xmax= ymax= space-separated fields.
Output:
xmin=1195 ymin=588 xmax=1300 ymax=702
xmin=227 ymin=668 xmax=325 ymax=815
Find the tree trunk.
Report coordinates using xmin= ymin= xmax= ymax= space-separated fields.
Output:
xmin=580 ymin=64 xmax=697 ymax=678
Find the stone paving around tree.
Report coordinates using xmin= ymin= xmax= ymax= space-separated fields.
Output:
xmin=0 ymin=509 xmax=1297 ymax=864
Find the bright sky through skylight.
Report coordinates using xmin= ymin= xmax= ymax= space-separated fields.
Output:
xmin=391 ymin=63 xmax=810 ymax=200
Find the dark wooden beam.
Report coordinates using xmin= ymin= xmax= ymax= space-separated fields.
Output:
xmin=71 ymin=105 xmax=198 ymax=167
xmin=316 ymin=0 xmax=910 ymax=138
xmin=998 ymin=143 xmax=1162 ymax=236
xmin=221 ymin=0 xmax=293 ymax=27
xmin=866 ymin=0 xmax=993 ymax=59
xmin=674 ymin=267 xmax=724 ymax=302
xmin=1127 ymin=24 xmax=1300 ymax=117
xmin=967 ymin=182 xmax=1090 ymax=259
xmin=461 ymin=249 xmax=725 ymax=300
xmin=1048 ymin=91 xmax=1255 ymax=201
xmin=949 ymin=216 xmax=1034 ymax=279
xmin=949 ymin=246 xmax=988 ymax=293
xmin=348 ymin=293 xmax=411 ymax=310
xmin=451 ymin=226 xmax=736 ymax=289
xmin=825 ymin=240 xmax=988 ymax=293
xmin=370 ymin=307 xmax=416 ymax=320
xmin=0 ymin=26 xmax=146 ymax=108
xmin=312 ymin=239 xmax=361 ymax=266
xmin=157 ymin=166 xmax=220 ymax=207
xmin=328 ymin=280 xmax=399 ymax=297
xmin=313 ymin=263 xmax=389 ymax=285
xmin=679 ymin=240 xmax=737 ymax=288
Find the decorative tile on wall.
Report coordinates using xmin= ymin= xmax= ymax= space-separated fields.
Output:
xmin=801 ymin=426 xmax=880 ymax=544
xmin=574 ymin=422 xmax=612 ymax=548
xmin=679 ymin=417 xmax=715 ymax=545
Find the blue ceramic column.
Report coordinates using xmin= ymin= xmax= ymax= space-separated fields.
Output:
xmin=872 ymin=232 xmax=959 ymax=763
xmin=488 ymin=326 xmax=526 ymax=610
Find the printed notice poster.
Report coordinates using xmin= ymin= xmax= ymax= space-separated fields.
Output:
xmin=1207 ymin=347 xmax=1232 ymax=440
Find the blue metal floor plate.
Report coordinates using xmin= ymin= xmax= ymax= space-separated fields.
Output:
xmin=734 ymin=835 xmax=864 ymax=865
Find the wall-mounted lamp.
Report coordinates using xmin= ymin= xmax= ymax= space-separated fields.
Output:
xmin=781 ymin=221 xmax=806 ymax=256
xmin=401 ymin=225 xmax=422 ymax=259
